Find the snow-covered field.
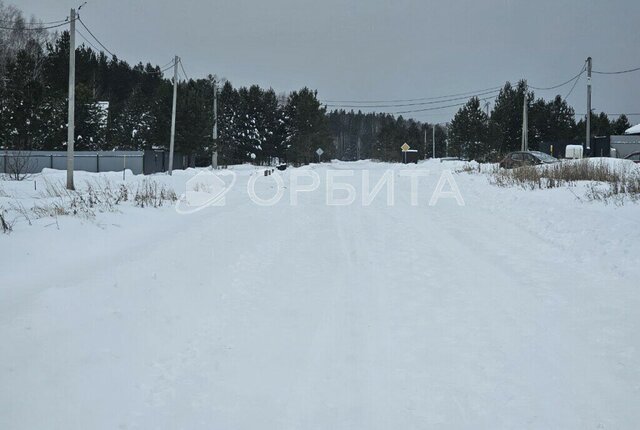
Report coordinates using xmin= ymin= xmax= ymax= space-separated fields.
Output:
xmin=1 ymin=160 xmax=639 ymax=429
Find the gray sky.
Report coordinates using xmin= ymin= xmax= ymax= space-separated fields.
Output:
xmin=17 ymin=0 xmax=640 ymax=124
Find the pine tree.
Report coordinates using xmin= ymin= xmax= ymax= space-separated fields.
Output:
xmin=488 ymin=81 xmax=531 ymax=155
xmin=217 ymin=81 xmax=243 ymax=164
xmin=448 ymin=97 xmax=489 ymax=160
xmin=284 ymin=88 xmax=331 ymax=164
xmin=175 ymin=79 xmax=213 ymax=165
xmin=611 ymin=114 xmax=631 ymax=135
xmin=110 ymin=86 xmax=156 ymax=150
xmin=0 ymin=40 xmax=46 ymax=150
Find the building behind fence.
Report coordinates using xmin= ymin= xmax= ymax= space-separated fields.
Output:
xmin=1 ymin=150 xmax=187 ymax=176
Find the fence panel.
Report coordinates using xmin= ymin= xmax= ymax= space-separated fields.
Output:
xmin=0 ymin=151 xmax=152 ymax=175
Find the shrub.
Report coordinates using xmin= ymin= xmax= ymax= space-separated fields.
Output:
xmin=489 ymin=159 xmax=640 ymax=202
xmin=0 ymin=208 xmax=12 ymax=233
xmin=134 ymin=179 xmax=177 ymax=208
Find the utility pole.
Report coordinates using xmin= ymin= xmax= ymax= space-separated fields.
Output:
xmin=586 ymin=56 xmax=592 ymax=153
xmin=213 ymin=78 xmax=217 ymax=141
xmin=168 ymin=55 xmax=178 ymax=175
xmin=432 ymin=124 xmax=436 ymax=158
xmin=521 ymin=80 xmax=528 ymax=151
xmin=212 ymin=77 xmax=218 ymax=168
xmin=66 ymin=8 xmax=76 ymax=190
xmin=423 ymin=127 xmax=427 ymax=159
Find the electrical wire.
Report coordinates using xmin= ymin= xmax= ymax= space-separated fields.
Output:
xmin=529 ymin=63 xmax=586 ymax=90
xmin=593 ymin=66 xmax=640 ymax=75
xmin=179 ymin=58 xmax=189 ymax=81
xmin=575 ymin=112 xmax=640 ymax=116
xmin=0 ymin=17 xmax=69 ymax=25
xmin=324 ymin=88 xmax=501 ymax=109
xmin=76 ymin=28 xmax=101 ymax=52
xmin=320 ymin=85 xmax=504 ymax=104
xmin=323 ymin=63 xmax=584 ymax=106
xmin=562 ymin=70 xmax=583 ymax=102
xmin=78 ymin=16 xmax=174 ymax=77
xmin=76 ymin=16 xmax=115 ymax=57
xmin=75 ymin=26 xmax=172 ymax=77
xmin=142 ymin=63 xmax=175 ymax=76
xmin=0 ymin=19 xmax=75 ymax=31
xmin=392 ymin=95 xmax=497 ymax=115
xmin=158 ymin=59 xmax=174 ymax=70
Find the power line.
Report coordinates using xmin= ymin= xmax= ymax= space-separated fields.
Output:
xmin=320 ymin=85 xmax=504 ymax=104
xmin=140 ymin=63 xmax=175 ymax=76
xmin=393 ymin=95 xmax=497 ymax=115
xmin=76 ymin=28 xmax=101 ymax=52
xmin=77 ymin=16 xmax=173 ymax=77
xmin=575 ymin=112 xmax=640 ymax=116
xmin=562 ymin=70 xmax=583 ymax=102
xmin=0 ymin=17 xmax=69 ymax=25
xmin=322 ymin=64 xmax=585 ymax=106
xmin=593 ymin=65 xmax=640 ymax=75
xmin=158 ymin=59 xmax=174 ymax=70
xmin=159 ymin=64 xmax=175 ymax=74
xmin=0 ymin=18 xmax=75 ymax=31
xmin=76 ymin=16 xmax=115 ymax=57
xmin=179 ymin=58 xmax=189 ymax=81
xmin=75 ymin=28 xmax=172 ymax=76
xmin=529 ymin=63 xmax=586 ymax=90
xmin=324 ymin=88 xmax=501 ymax=109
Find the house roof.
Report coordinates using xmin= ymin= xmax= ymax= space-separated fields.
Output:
xmin=625 ymin=124 xmax=640 ymax=135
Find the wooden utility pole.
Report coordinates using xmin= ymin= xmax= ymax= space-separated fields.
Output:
xmin=66 ymin=8 xmax=76 ymax=190
xmin=168 ymin=55 xmax=178 ymax=175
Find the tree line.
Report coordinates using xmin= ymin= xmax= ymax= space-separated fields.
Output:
xmin=1 ymin=2 xmax=634 ymax=166
xmin=447 ymin=81 xmax=632 ymax=161
xmin=0 ymin=3 xmax=332 ymax=166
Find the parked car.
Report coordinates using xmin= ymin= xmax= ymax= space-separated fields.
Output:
xmin=623 ymin=152 xmax=640 ymax=163
xmin=499 ymin=151 xmax=559 ymax=169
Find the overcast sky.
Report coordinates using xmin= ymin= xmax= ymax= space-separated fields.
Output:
xmin=17 ymin=0 xmax=640 ymax=124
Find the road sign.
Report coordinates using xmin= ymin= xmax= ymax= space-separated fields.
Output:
xmin=401 ymin=143 xmax=410 ymax=152
xmin=316 ymin=148 xmax=324 ymax=156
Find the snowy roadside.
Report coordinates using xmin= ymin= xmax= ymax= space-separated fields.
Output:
xmin=2 ymin=159 xmax=639 ymax=276
xmin=2 ymin=159 xmax=639 ymax=275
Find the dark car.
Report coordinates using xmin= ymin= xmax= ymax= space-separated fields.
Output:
xmin=499 ymin=151 xmax=559 ymax=169
xmin=624 ymin=152 xmax=640 ymax=164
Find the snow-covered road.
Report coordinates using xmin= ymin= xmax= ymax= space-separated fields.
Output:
xmin=1 ymin=161 xmax=639 ymax=429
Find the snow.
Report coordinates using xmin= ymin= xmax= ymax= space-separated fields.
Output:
xmin=624 ymin=123 xmax=640 ymax=135
xmin=1 ymin=160 xmax=640 ymax=429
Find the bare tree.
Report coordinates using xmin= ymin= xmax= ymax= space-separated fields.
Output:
xmin=3 ymin=150 xmax=35 ymax=181
xmin=0 ymin=1 xmax=51 ymax=76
